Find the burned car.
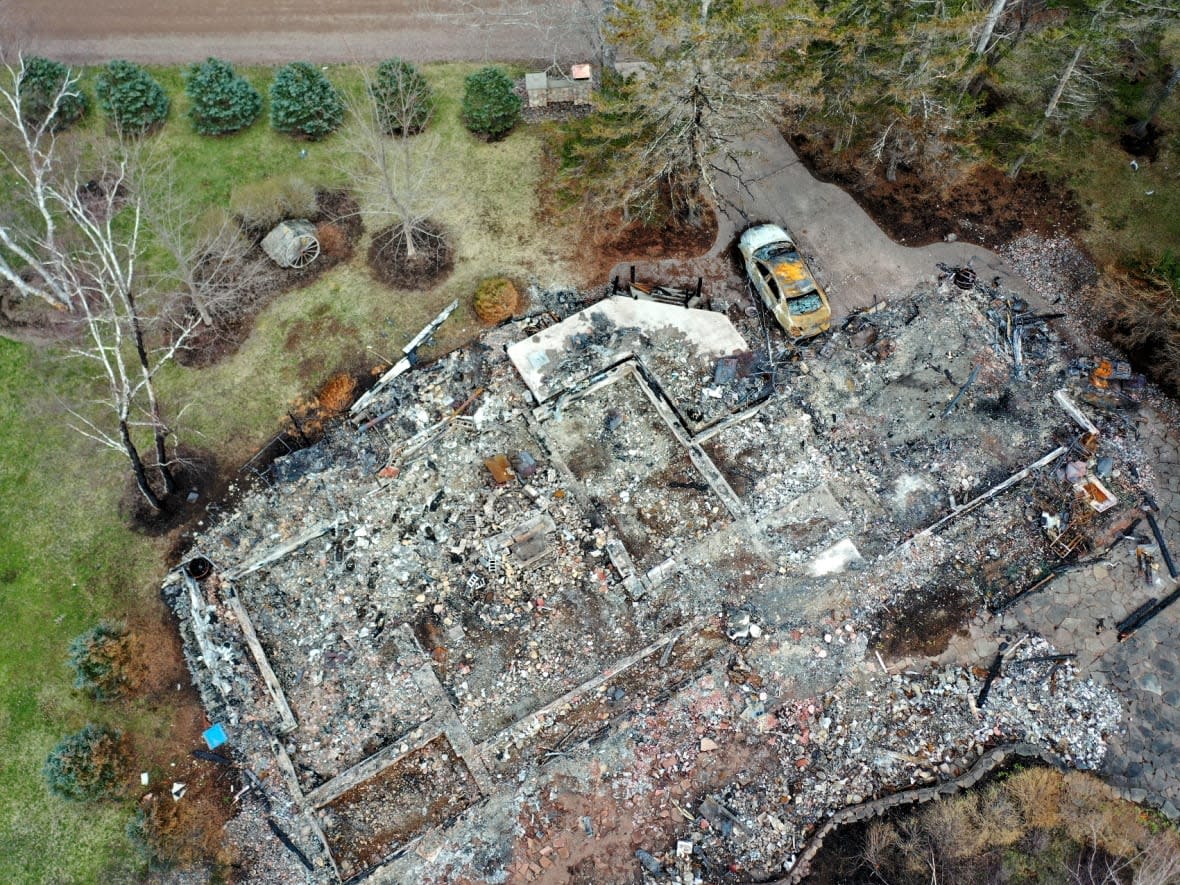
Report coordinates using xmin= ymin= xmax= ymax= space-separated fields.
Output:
xmin=738 ymin=223 xmax=831 ymax=340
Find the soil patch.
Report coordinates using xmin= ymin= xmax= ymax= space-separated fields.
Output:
xmin=120 ymin=445 xmax=223 ymax=536
xmin=536 ymin=139 xmax=719 ymax=285
xmin=0 ymin=284 xmax=79 ymax=345
xmin=125 ymin=680 xmax=240 ymax=875
xmin=319 ymin=735 xmax=482 ymax=880
xmin=177 ymin=188 xmax=364 ymax=369
xmin=872 ymin=566 xmax=976 ymax=660
xmin=584 ymin=211 xmax=718 ymax=286
xmin=113 ymin=596 xmax=239 ymax=876
xmin=285 ymin=309 xmax=363 ymax=384
xmin=787 ymin=132 xmax=1084 ymax=249
xmin=366 ymin=219 xmax=455 ymax=290
xmin=1120 ymin=121 xmax=1164 ymax=162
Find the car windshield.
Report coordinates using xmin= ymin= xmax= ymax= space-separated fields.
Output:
xmin=754 ymin=242 xmax=797 ymax=262
xmin=787 ymin=292 xmax=823 ymax=315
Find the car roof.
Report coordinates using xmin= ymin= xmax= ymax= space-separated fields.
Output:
xmin=739 ymin=224 xmax=793 ymax=252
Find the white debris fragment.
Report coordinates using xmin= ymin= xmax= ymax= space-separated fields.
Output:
xmin=809 ymin=538 xmax=863 ymax=576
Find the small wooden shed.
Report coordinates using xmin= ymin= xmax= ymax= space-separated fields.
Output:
xmin=261 ymin=219 xmax=320 ymax=269
xmin=525 ymin=64 xmax=593 ymax=108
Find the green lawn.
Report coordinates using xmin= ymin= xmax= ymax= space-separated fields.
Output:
xmin=150 ymin=62 xmax=575 ymax=454
xmin=1 ymin=60 xmax=571 ymax=882
xmin=0 ymin=339 xmax=163 ymax=882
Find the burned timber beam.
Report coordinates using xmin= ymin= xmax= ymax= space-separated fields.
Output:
xmin=1145 ymin=508 xmax=1179 ymax=580
xmin=1118 ymin=584 xmax=1180 ymax=641
xmin=267 ymin=818 xmax=315 ymax=872
xmin=226 ymin=590 xmax=298 ymax=733
xmin=941 ymin=364 xmax=980 ymax=418
xmin=223 ymin=518 xmax=339 ymax=580
xmin=976 ymin=649 xmax=1005 ymax=709
xmin=350 ymin=299 xmax=459 ymax=419
xmin=1054 ymin=389 xmax=1099 ymax=435
xmin=916 ymin=446 xmax=1069 ymax=540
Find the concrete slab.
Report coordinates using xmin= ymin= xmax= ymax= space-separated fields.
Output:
xmin=507 ymin=296 xmax=748 ymax=403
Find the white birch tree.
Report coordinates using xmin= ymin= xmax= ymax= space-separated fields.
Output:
xmin=55 ymin=148 xmax=203 ymax=510
xmin=1 ymin=54 xmax=209 ymax=510
xmin=0 ymin=54 xmax=79 ymax=310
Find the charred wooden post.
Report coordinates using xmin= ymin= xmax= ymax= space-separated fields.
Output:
xmin=1119 ymin=584 xmax=1180 ymax=641
xmin=941 ymin=364 xmax=980 ymax=418
xmin=1007 ymin=653 xmax=1076 ymax=669
xmin=267 ymin=818 xmax=315 ymax=871
xmin=1145 ymin=509 xmax=1178 ymax=579
xmin=976 ymin=648 xmax=1005 ymax=709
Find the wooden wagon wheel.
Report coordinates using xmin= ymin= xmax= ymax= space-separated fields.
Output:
xmin=289 ymin=234 xmax=320 ymax=268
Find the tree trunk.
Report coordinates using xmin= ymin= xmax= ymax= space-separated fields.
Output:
xmin=125 ymin=287 xmax=177 ymax=495
xmin=1009 ymin=44 xmax=1083 ymax=178
xmin=191 ymin=292 xmax=214 ymax=326
xmin=152 ymin=423 xmax=176 ymax=494
xmin=1132 ymin=68 xmax=1180 ymax=140
xmin=974 ymin=0 xmax=1010 ymax=56
xmin=121 ymin=420 xmax=163 ymax=511
xmin=403 ymin=222 xmax=417 ymax=259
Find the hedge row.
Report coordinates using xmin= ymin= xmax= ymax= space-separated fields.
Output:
xmin=18 ymin=56 xmax=522 ymax=141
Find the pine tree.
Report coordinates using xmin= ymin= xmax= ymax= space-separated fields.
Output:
xmin=461 ymin=67 xmax=522 ymax=140
xmin=17 ymin=56 xmax=88 ymax=130
xmin=95 ymin=60 xmax=169 ymax=134
xmin=44 ymin=725 xmax=125 ymax=801
xmin=184 ymin=57 xmax=262 ymax=135
xmin=269 ymin=62 xmax=344 ymax=140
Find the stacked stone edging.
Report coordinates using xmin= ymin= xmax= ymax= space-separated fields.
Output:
xmin=768 ymin=742 xmax=1066 ymax=884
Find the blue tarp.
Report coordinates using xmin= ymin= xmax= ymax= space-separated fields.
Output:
xmin=203 ymin=723 xmax=228 ymax=749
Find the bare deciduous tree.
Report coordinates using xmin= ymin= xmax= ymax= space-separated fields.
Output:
xmin=0 ymin=53 xmax=78 ymax=309
xmin=1 ymin=53 xmax=210 ymax=510
xmin=570 ymin=0 xmax=815 ymax=224
xmin=342 ymin=64 xmax=444 ymax=260
xmin=1133 ymin=833 xmax=1180 ymax=885
xmin=54 ymin=146 xmax=203 ymax=510
xmin=138 ymin=154 xmax=263 ymax=328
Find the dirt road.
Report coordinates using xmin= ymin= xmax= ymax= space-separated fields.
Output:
xmin=4 ymin=0 xmax=590 ymax=64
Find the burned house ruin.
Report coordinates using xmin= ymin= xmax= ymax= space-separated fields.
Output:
xmin=167 ymin=276 xmax=1169 ymax=883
